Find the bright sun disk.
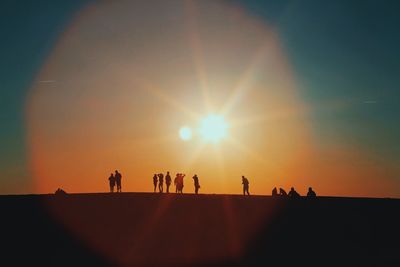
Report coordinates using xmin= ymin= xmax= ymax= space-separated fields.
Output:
xmin=199 ymin=114 xmax=228 ymax=143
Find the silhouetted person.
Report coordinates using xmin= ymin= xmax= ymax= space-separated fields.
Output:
xmin=180 ymin=173 xmax=185 ymax=193
xmin=181 ymin=174 xmax=185 ymax=193
xmin=153 ymin=174 xmax=158 ymax=192
xmin=288 ymin=187 xmax=300 ymax=198
xmin=115 ymin=170 xmax=122 ymax=192
xmin=242 ymin=176 xmax=250 ymax=196
xmin=109 ymin=173 xmax=116 ymax=193
xmin=272 ymin=187 xmax=278 ymax=197
xmin=165 ymin=172 xmax=171 ymax=193
xmin=279 ymin=188 xmax=287 ymax=196
xmin=55 ymin=188 xmax=67 ymax=195
xmin=158 ymin=173 xmax=164 ymax=193
xmin=307 ymin=187 xmax=316 ymax=198
xmin=192 ymin=174 xmax=200 ymax=194
xmin=176 ymin=173 xmax=185 ymax=193
xmin=174 ymin=174 xmax=179 ymax=193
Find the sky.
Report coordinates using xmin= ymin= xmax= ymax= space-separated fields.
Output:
xmin=1 ymin=0 xmax=399 ymax=197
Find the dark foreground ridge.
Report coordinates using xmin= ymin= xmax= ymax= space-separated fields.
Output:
xmin=1 ymin=193 xmax=399 ymax=267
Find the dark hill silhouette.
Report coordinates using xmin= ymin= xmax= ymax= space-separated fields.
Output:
xmin=0 ymin=193 xmax=399 ymax=266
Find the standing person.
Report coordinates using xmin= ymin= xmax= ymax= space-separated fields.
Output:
xmin=192 ymin=174 xmax=200 ymax=194
xmin=158 ymin=173 xmax=164 ymax=193
xmin=115 ymin=170 xmax=122 ymax=192
xmin=174 ymin=173 xmax=179 ymax=193
xmin=242 ymin=175 xmax=250 ymax=196
xmin=165 ymin=172 xmax=172 ymax=193
xmin=175 ymin=173 xmax=185 ymax=193
xmin=108 ymin=173 xmax=115 ymax=193
xmin=179 ymin=173 xmax=185 ymax=193
xmin=153 ymin=174 xmax=158 ymax=193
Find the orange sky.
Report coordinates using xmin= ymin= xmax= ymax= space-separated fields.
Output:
xmin=26 ymin=0 xmax=399 ymax=197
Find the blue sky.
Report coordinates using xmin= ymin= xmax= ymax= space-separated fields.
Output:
xmin=0 ymin=0 xmax=88 ymax=192
xmin=239 ymin=0 xmax=400 ymax=159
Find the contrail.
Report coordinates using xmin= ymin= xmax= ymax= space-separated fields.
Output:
xmin=38 ymin=80 xmax=56 ymax=83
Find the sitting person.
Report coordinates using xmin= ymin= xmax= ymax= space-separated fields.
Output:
xmin=55 ymin=188 xmax=67 ymax=195
xmin=288 ymin=187 xmax=300 ymax=198
xmin=272 ymin=187 xmax=278 ymax=197
xmin=307 ymin=187 xmax=316 ymax=198
xmin=279 ymin=187 xmax=287 ymax=196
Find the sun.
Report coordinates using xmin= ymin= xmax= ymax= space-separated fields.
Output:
xmin=199 ymin=114 xmax=229 ymax=143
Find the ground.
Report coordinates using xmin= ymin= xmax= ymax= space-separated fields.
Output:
xmin=1 ymin=193 xmax=399 ymax=266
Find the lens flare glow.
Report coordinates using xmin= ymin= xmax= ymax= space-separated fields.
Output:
xmin=199 ymin=114 xmax=228 ymax=143
xmin=179 ymin=127 xmax=192 ymax=141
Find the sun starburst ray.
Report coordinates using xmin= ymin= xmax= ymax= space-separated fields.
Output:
xmin=136 ymin=78 xmax=201 ymax=121
xmin=221 ymin=41 xmax=272 ymax=116
xmin=185 ymin=0 xmax=213 ymax=112
xmin=229 ymin=105 xmax=306 ymax=128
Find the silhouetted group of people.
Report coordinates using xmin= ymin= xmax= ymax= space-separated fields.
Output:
xmin=108 ymin=170 xmax=122 ymax=193
xmin=153 ymin=172 xmax=172 ymax=193
xmin=104 ymin=170 xmax=316 ymax=198
xmin=174 ymin=173 xmax=185 ymax=193
xmin=153 ymin=172 xmax=201 ymax=194
xmin=272 ymin=186 xmax=316 ymax=198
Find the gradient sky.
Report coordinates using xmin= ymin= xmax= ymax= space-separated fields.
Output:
xmin=1 ymin=0 xmax=399 ymax=197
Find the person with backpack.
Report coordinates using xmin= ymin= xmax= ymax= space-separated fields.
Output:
xmin=192 ymin=174 xmax=200 ymax=194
